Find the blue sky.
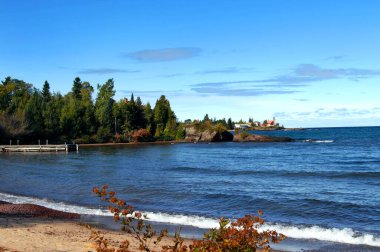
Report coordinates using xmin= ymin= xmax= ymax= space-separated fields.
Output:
xmin=1 ymin=0 xmax=380 ymax=127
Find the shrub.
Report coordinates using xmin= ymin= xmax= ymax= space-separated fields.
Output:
xmin=91 ymin=185 xmax=285 ymax=252
xmin=240 ymin=131 xmax=250 ymax=140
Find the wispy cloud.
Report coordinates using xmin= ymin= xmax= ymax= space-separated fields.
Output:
xmin=189 ymin=80 xmax=303 ymax=97
xmin=189 ymin=63 xmax=380 ymax=97
xmin=294 ymin=64 xmax=380 ymax=80
xmin=191 ymin=86 xmax=298 ymax=96
xmin=157 ymin=73 xmax=184 ymax=78
xmin=325 ymin=55 xmax=346 ymax=61
xmin=274 ymin=107 xmax=380 ymax=119
xmin=125 ymin=47 xmax=202 ymax=62
xmin=77 ymin=68 xmax=139 ymax=75
xmin=195 ymin=67 xmax=255 ymax=75
xmin=119 ymin=89 xmax=184 ymax=97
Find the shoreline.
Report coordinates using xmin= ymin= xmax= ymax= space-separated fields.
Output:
xmin=0 ymin=217 xmax=195 ymax=252
xmin=0 ymin=201 xmax=194 ymax=252
xmin=1 ymin=201 xmax=379 ymax=251
xmin=79 ymin=140 xmax=183 ymax=148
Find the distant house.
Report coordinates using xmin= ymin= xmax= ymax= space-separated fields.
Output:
xmin=234 ymin=123 xmax=251 ymax=129
xmin=184 ymin=119 xmax=192 ymax=124
xmin=252 ymin=121 xmax=261 ymax=127
xmin=265 ymin=117 xmax=276 ymax=127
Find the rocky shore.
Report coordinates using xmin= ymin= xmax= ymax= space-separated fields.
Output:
xmin=184 ymin=126 xmax=294 ymax=143
xmin=0 ymin=201 xmax=79 ymax=219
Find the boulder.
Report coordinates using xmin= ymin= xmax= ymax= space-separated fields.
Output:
xmin=185 ymin=126 xmax=233 ymax=142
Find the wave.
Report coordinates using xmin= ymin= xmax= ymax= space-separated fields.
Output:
xmin=302 ymin=139 xmax=334 ymax=143
xmin=263 ymin=223 xmax=380 ymax=247
xmin=0 ymin=192 xmax=111 ymax=216
xmin=1 ymin=192 xmax=379 ymax=247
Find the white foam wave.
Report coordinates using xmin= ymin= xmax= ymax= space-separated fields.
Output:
xmin=142 ymin=211 xmax=219 ymax=229
xmin=1 ymin=192 xmax=379 ymax=247
xmin=0 ymin=192 xmax=111 ymax=216
xmin=303 ymin=139 xmax=334 ymax=143
xmin=263 ymin=223 xmax=380 ymax=247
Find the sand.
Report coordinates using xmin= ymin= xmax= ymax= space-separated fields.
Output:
xmin=0 ymin=217 xmax=192 ymax=252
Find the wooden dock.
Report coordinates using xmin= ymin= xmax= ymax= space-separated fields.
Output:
xmin=0 ymin=144 xmax=78 ymax=152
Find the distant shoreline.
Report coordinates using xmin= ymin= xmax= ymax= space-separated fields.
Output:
xmin=79 ymin=140 xmax=185 ymax=147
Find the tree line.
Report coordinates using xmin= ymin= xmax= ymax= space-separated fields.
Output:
xmin=0 ymin=76 xmax=237 ymax=144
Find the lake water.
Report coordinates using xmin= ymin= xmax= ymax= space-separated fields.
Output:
xmin=1 ymin=127 xmax=380 ymax=251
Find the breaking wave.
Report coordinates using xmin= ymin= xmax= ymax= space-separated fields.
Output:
xmin=303 ymin=139 xmax=334 ymax=143
xmin=1 ymin=192 xmax=379 ymax=247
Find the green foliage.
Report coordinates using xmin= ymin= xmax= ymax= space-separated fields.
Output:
xmin=95 ymin=79 xmax=115 ymax=138
xmin=24 ymin=89 xmax=44 ymax=136
xmin=240 ymin=131 xmax=250 ymax=139
xmin=72 ymin=77 xmax=82 ymax=100
xmin=153 ymin=95 xmax=177 ymax=139
xmin=1 ymin=75 xmax=274 ymax=144
xmin=227 ymin=118 xmax=234 ymax=130
xmin=175 ymin=126 xmax=186 ymax=140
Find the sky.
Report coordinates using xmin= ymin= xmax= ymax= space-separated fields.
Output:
xmin=1 ymin=0 xmax=380 ymax=127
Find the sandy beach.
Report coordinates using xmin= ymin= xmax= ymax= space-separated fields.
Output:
xmin=0 ymin=217 xmax=193 ymax=252
xmin=0 ymin=201 xmax=193 ymax=252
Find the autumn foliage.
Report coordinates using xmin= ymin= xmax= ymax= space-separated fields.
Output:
xmin=91 ymin=185 xmax=285 ymax=252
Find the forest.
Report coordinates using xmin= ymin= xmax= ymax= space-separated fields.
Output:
xmin=0 ymin=77 xmax=235 ymax=144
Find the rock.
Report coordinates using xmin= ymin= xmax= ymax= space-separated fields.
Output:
xmin=233 ymin=134 xmax=293 ymax=142
xmin=185 ymin=126 xmax=233 ymax=142
xmin=0 ymin=203 xmax=80 ymax=219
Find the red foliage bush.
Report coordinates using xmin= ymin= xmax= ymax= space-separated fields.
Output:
xmin=90 ymin=185 xmax=285 ymax=252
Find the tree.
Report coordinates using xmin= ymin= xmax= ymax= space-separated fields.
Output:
xmin=227 ymin=118 xmax=234 ymax=130
xmin=72 ymin=77 xmax=82 ymax=100
xmin=24 ymin=89 xmax=44 ymax=137
xmin=43 ymin=92 xmax=62 ymax=139
xmin=0 ymin=77 xmax=32 ymax=114
xmin=42 ymin=81 xmax=51 ymax=102
xmin=203 ymin=113 xmax=210 ymax=122
xmin=0 ymin=113 xmax=29 ymax=142
xmin=80 ymin=81 xmax=96 ymax=135
xmin=153 ymin=95 xmax=176 ymax=138
xmin=144 ymin=102 xmax=154 ymax=135
xmin=95 ymin=79 xmax=115 ymax=141
xmin=125 ymin=94 xmax=147 ymax=131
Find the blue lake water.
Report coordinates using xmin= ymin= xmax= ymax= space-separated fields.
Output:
xmin=0 ymin=127 xmax=380 ymax=250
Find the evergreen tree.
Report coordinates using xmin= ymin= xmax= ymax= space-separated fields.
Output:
xmin=72 ymin=77 xmax=82 ymax=100
xmin=95 ymin=79 xmax=115 ymax=141
xmin=227 ymin=118 xmax=234 ymax=130
xmin=25 ymin=89 xmax=44 ymax=136
xmin=42 ymin=81 xmax=51 ymax=102
xmin=153 ymin=95 xmax=176 ymax=138
xmin=144 ymin=102 xmax=154 ymax=135
xmin=203 ymin=113 xmax=210 ymax=122
xmin=80 ymin=81 xmax=96 ymax=135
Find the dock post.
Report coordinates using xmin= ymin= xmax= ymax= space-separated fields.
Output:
xmin=76 ymin=144 xmax=79 ymax=152
xmin=46 ymin=139 xmax=48 ymax=145
xmin=9 ymin=140 xmax=12 ymax=146
xmin=38 ymin=139 xmax=40 ymax=146
xmin=17 ymin=140 xmax=19 ymax=145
